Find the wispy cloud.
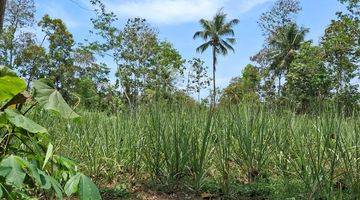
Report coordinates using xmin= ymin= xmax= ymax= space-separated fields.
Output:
xmin=40 ymin=1 xmax=80 ymax=28
xmin=106 ymin=0 xmax=272 ymax=25
xmin=108 ymin=0 xmax=226 ymax=24
xmin=237 ymin=0 xmax=273 ymax=13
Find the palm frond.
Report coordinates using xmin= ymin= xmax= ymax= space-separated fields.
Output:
xmin=218 ymin=43 xmax=229 ymax=55
xmin=219 ymin=28 xmax=235 ymax=36
xmin=225 ymin=38 xmax=236 ymax=44
xmin=196 ymin=41 xmax=212 ymax=53
xmin=228 ymin=19 xmax=240 ymax=27
xmin=193 ymin=31 xmax=205 ymax=40
xmin=220 ymin=39 xmax=235 ymax=53
xmin=214 ymin=11 xmax=226 ymax=32
xmin=199 ymin=19 xmax=212 ymax=32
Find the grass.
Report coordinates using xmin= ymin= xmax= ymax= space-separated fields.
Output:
xmin=31 ymin=103 xmax=359 ymax=199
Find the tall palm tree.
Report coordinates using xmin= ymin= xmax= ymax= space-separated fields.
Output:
xmin=193 ymin=9 xmax=239 ymax=106
xmin=268 ymin=23 xmax=308 ymax=96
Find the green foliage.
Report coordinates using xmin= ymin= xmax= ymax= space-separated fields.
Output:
xmin=268 ymin=23 xmax=308 ymax=96
xmin=339 ymin=0 xmax=360 ymax=15
xmin=285 ymin=42 xmax=332 ymax=112
xmin=15 ymin=43 xmax=47 ymax=90
xmin=0 ymin=155 xmax=26 ymax=188
xmin=0 ymin=0 xmax=35 ymax=70
xmin=33 ymin=79 xmax=80 ymax=119
xmin=186 ymin=58 xmax=210 ymax=101
xmin=38 ymin=14 xmax=75 ymax=99
xmin=252 ymin=0 xmax=359 ymax=112
xmin=321 ymin=13 xmax=359 ymax=112
xmin=33 ymin=103 xmax=360 ymax=199
xmin=0 ymin=66 xmax=26 ymax=103
xmin=0 ymin=66 xmax=100 ymax=199
xmin=5 ymin=108 xmax=47 ymax=134
xmin=114 ymin=18 xmax=185 ymax=106
xmin=65 ymin=172 xmax=100 ymax=199
xmin=220 ymin=64 xmax=261 ymax=104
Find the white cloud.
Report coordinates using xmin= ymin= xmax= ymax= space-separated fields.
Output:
xmin=108 ymin=0 xmax=226 ymax=24
xmin=237 ymin=0 xmax=273 ymax=13
xmin=41 ymin=1 xmax=80 ymax=28
xmin=107 ymin=0 xmax=272 ymax=25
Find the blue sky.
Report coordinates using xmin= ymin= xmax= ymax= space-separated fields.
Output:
xmin=31 ymin=0 xmax=347 ymax=94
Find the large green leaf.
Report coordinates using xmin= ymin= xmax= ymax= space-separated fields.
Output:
xmin=0 ymin=156 xmax=26 ymax=188
xmin=42 ymin=143 xmax=53 ymax=169
xmin=0 ymin=66 xmax=26 ymax=104
xmin=0 ymin=166 xmax=11 ymax=177
xmin=64 ymin=173 xmax=101 ymax=200
xmin=0 ymin=112 xmax=7 ymax=127
xmin=37 ymin=169 xmax=51 ymax=190
xmin=4 ymin=109 xmax=47 ymax=134
xmin=64 ymin=173 xmax=81 ymax=196
xmin=33 ymin=79 xmax=80 ymax=119
xmin=20 ymin=159 xmax=51 ymax=190
xmin=78 ymin=173 xmax=101 ymax=200
xmin=47 ymin=175 xmax=63 ymax=200
xmin=53 ymin=155 xmax=77 ymax=171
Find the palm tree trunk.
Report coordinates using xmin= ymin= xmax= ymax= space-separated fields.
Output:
xmin=0 ymin=0 xmax=6 ymax=33
xmin=212 ymin=46 xmax=216 ymax=108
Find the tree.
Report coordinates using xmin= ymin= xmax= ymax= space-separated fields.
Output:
xmin=89 ymin=0 xmax=120 ymax=54
xmin=115 ymin=18 xmax=158 ymax=106
xmin=220 ymin=64 xmax=261 ymax=104
xmin=14 ymin=40 xmax=47 ymax=90
xmin=285 ymin=42 xmax=332 ymax=112
xmin=0 ymin=0 xmax=6 ymax=32
xmin=258 ymin=0 xmax=301 ymax=37
xmin=339 ymin=0 xmax=360 ymax=16
xmin=0 ymin=0 xmax=35 ymax=69
xmin=242 ymin=64 xmax=261 ymax=96
xmin=115 ymin=18 xmax=185 ymax=106
xmin=321 ymin=13 xmax=359 ymax=110
xmin=253 ymin=0 xmax=302 ymax=102
xmin=147 ymin=41 xmax=185 ymax=97
xmin=38 ymin=14 xmax=75 ymax=99
xmin=268 ymin=23 xmax=308 ymax=95
xmin=186 ymin=58 xmax=210 ymax=101
xmin=74 ymin=47 xmax=110 ymax=89
xmin=73 ymin=47 xmax=112 ymax=108
xmin=4 ymin=0 xmax=34 ymax=28
xmin=193 ymin=9 xmax=239 ymax=107
xmin=220 ymin=76 xmax=244 ymax=104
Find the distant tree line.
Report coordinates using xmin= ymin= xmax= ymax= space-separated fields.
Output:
xmin=0 ymin=0 xmax=358 ymax=114
xmin=221 ymin=0 xmax=359 ymax=114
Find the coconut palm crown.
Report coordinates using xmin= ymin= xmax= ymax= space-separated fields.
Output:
xmin=268 ymin=23 xmax=308 ymax=95
xmin=193 ymin=9 xmax=239 ymax=106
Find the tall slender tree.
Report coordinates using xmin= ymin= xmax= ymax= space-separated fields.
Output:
xmin=193 ymin=9 xmax=239 ymax=107
xmin=0 ymin=0 xmax=5 ymax=32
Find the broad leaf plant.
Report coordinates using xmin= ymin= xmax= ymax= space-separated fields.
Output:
xmin=0 ymin=66 xmax=101 ymax=199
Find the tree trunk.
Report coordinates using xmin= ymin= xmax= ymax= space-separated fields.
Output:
xmin=278 ymin=74 xmax=281 ymax=97
xmin=26 ymin=74 xmax=32 ymax=91
xmin=0 ymin=0 xmax=6 ymax=33
xmin=212 ymin=46 xmax=216 ymax=108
